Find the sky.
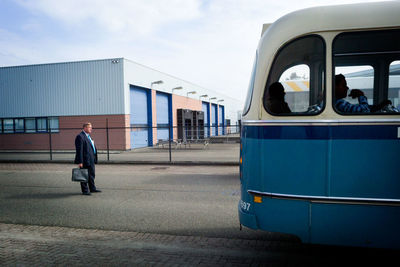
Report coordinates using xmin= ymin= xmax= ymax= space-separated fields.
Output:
xmin=0 ymin=0 xmax=386 ymax=102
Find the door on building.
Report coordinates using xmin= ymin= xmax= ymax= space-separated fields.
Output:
xmin=130 ymin=86 xmax=152 ymax=149
xmin=211 ymin=103 xmax=218 ymax=136
xmin=202 ymin=102 xmax=210 ymax=138
xmin=156 ymin=92 xmax=171 ymax=142
xmin=218 ymin=105 xmax=225 ymax=135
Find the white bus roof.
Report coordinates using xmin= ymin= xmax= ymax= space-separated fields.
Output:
xmin=262 ymin=1 xmax=400 ymax=43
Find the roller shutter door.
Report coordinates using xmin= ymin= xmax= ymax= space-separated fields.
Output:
xmin=130 ymin=86 xmax=151 ymax=149
xmin=202 ymin=102 xmax=210 ymax=137
xmin=218 ymin=105 xmax=225 ymax=135
xmin=156 ymin=92 xmax=170 ymax=141
xmin=211 ymin=103 xmax=217 ymax=136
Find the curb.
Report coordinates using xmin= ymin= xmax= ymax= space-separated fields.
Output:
xmin=0 ymin=159 xmax=239 ymax=166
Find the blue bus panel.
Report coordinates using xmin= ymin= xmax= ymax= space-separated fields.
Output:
xmin=239 ymin=123 xmax=400 ymax=248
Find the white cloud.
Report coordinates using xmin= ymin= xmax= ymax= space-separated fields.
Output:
xmin=0 ymin=28 xmax=45 ymax=64
xmin=16 ymin=0 xmax=202 ymax=35
xmin=4 ymin=0 xmax=392 ymax=101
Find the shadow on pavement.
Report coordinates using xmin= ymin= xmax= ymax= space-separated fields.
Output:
xmin=5 ymin=192 xmax=82 ymax=199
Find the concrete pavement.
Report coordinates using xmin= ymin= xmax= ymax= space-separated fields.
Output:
xmin=0 ymin=163 xmax=266 ymax=238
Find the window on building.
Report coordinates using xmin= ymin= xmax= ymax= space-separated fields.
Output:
xmin=36 ymin=118 xmax=48 ymax=132
xmin=333 ymin=29 xmax=400 ymax=114
xmin=389 ymin=60 xmax=400 ymax=111
xmin=25 ymin=118 xmax=36 ymax=133
xmin=4 ymin=119 xmax=14 ymax=133
xmin=14 ymin=118 xmax=24 ymax=133
xmin=263 ymin=35 xmax=325 ymax=115
xmin=49 ymin=117 xmax=59 ymax=133
xmin=0 ymin=119 xmax=2 ymax=133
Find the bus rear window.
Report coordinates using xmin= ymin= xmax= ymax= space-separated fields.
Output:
xmin=263 ymin=35 xmax=325 ymax=116
xmin=279 ymin=64 xmax=311 ymax=112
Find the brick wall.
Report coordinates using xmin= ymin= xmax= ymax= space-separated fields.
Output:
xmin=0 ymin=115 xmax=129 ymax=150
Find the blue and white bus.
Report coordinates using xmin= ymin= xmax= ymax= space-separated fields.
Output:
xmin=239 ymin=2 xmax=400 ymax=248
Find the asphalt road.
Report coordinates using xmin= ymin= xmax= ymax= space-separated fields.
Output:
xmin=1 ymin=163 xmax=398 ymax=266
xmin=0 ymin=163 xmax=279 ymax=240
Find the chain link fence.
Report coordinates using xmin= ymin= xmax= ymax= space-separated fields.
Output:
xmin=0 ymin=125 xmax=241 ymax=164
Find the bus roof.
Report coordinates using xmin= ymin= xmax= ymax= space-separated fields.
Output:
xmin=261 ymin=1 xmax=400 ymax=47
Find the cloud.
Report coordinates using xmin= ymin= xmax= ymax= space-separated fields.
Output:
xmin=15 ymin=0 xmax=202 ymax=35
xmin=0 ymin=28 xmax=44 ymax=64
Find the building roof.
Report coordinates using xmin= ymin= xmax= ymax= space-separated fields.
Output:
xmin=344 ymin=64 xmax=400 ymax=78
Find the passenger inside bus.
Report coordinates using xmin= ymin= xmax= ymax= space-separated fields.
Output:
xmin=335 ymin=74 xmax=391 ymax=113
xmin=266 ymin=82 xmax=291 ymax=114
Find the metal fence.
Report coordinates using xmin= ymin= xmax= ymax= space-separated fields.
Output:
xmin=0 ymin=124 xmax=241 ymax=164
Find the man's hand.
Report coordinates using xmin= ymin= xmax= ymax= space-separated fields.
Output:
xmin=348 ymin=89 xmax=364 ymax=98
xmin=78 ymin=163 xmax=83 ymax=168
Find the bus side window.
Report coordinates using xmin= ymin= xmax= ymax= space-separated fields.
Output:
xmin=389 ymin=60 xmax=400 ymax=111
xmin=263 ymin=35 xmax=326 ymax=115
xmin=333 ymin=29 xmax=400 ymax=115
xmin=335 ymin=65 xmax=374 ymax=106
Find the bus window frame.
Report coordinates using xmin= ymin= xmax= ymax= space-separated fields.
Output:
xmin=263 ymin=34 xmax=326 ymax=116
xmin=243 ymin=51 xmax=258 ymax=116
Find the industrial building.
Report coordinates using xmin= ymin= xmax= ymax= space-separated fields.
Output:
xmin=0 ymin=58 xmax=242 ymax=150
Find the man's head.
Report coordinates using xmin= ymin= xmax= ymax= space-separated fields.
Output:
xmin=335 ymin=74 xmax=348 ymax=99
xmin=83 ymin=122 xmax=92 ymax=134
xmin=269 ymin=82 xmax=286 ymax=100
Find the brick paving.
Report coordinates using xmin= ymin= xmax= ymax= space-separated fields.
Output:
xmin=0 ymin=223 xmax=306 ymax=266
xmin=2 ymin=223 xmax=396 ymax=267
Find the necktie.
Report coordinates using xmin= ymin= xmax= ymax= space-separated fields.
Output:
xmin=88 ymin=135 xmax=96 ymax=153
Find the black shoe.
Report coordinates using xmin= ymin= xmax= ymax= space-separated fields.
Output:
xmin=82 ymin=192 xmax=91 ymax=196
xmin=90 ymin=189 xmax=102 ymax=193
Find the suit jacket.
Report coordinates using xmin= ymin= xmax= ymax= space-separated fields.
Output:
xmin=74 ymin=131 xmax=98 ymax=167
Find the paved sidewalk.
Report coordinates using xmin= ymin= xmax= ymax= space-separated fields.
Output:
xmin=1 ymin=223 xmax=397 ymax=266
xmin=1 ymin=223 xmax=305 ymax=266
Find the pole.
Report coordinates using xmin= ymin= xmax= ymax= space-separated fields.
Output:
xmin=48 ymin=125 xmax=52 ymax=161
xmin=106 ymin=118 xmax=110 ymax=161
xmin=168 ymin=125 xmax=172 ymax=162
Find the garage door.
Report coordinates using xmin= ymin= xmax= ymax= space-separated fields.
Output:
xmin=202 ymin=102 xmax=210 ymax=137
xmin=211 ymin=103 xmax=218 ymax=136
xmin=156 ymin=92 xmax=171 ymax=142
xmin=130 ymin=86 xmax=152 ymax=149
xmin=218 ymin=105 xmax=225 ymax=135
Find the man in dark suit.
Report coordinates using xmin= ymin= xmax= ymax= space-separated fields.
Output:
xmin=74 ymin=122 xmax=101 ymax=195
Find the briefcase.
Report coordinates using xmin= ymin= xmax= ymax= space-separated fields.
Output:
xmin=72 ymin=168 xmax=88 ymax=182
